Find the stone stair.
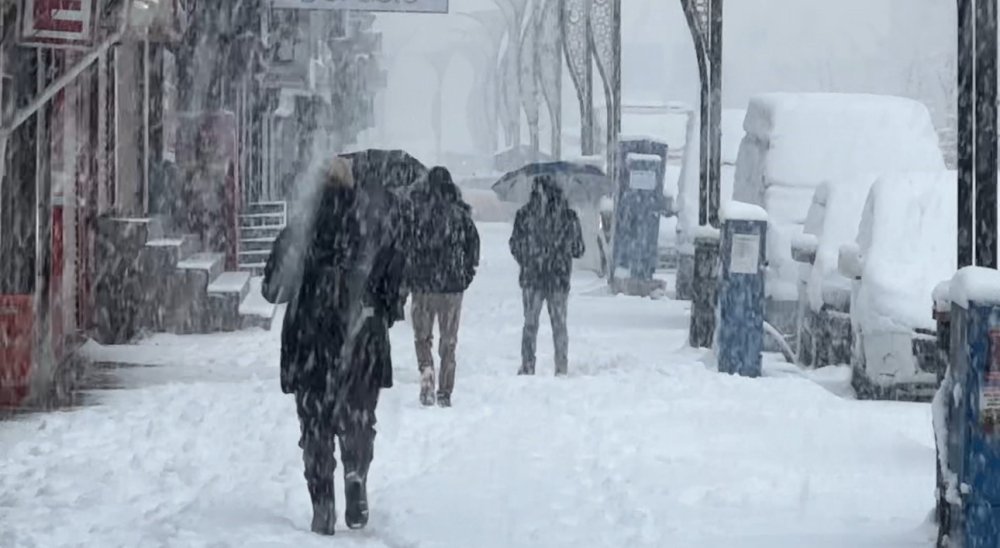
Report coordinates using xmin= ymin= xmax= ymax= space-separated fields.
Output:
xmin=139 ymin=235 xmax=277 ymax=335
xmin=239 ymin=201 xmax=287 ymax=276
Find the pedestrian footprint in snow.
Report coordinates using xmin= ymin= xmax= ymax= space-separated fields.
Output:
xmin=261 ymin=157 xmax=406 ymax=535
xmin=404 ymin=167 xmax=480 ymax=407
xmin=510 ymin=175 xmax=585 ymax=376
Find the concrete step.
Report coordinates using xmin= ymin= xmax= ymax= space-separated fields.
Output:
xmin=240 ymin=237 xmax=277 ymax=252
xmin=246 ymin=201 xmax=287 ymax=216
xmin=143 ymin=234 xmax=200 ymax=265
xmin=239 ymin=212 xmax=286 ymax=228
xmin=205 ymin=271 xmax=254 ymax=332
xmin=238 ymin=276 xmax=277 ymax=331
xmin=238 ymin=263 xmax=267 ymax=277
xmin=241 ymin=226 xmax=283 ymax=240
xmin=152 ymin=253 xmax=227 ymax=335
xmin=207 ymin=271 xmax=252 ymax=300
xmin=177 ymin=252 xmax=226 ymax=282
xmin=238 ymin=248 xmax=271 ymax=263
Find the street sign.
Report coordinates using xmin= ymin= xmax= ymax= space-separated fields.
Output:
xmin=270 ymin=0 xmax=448 ymax=13
xmin=19 ymin=0 xmax=99 ymax=49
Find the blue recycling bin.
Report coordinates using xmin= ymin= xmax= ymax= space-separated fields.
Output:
xmin=716 ymin=204 xmax=768 ymax=377
xmin=938 ymin=267 xmax=1000 ymax=548
xmin=612 ymin=139 xmax=668 ymax=283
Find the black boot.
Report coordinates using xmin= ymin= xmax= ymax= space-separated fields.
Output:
xmin=344 ymin=471 xmax=369 ymax=529
xmin=309 ymin=483 xmax=337 ymax=535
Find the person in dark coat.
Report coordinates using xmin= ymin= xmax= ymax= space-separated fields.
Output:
xmin=405 ymin=167 xmax=480 ymax=407
xmin=509 ymin=175 xmax=585 ymax=376
xmin=262 ymin=157 xmax=405 ymax=535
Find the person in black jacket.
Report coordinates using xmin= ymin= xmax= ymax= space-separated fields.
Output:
xmin=261 ymin=157 xmax=405 ymax=535
xmin=406 ymin=166 xmax=480 ymax=407
xmin=509 ymin=175 xmax=585 ymax=376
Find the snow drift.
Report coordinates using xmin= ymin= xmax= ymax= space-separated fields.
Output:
xmin=800 ymin=173 xmax=882 ymax=313
xmin=732 ymin=92 xmax=946 ymax=301
xmin=675 ymin=108 xmax=747 ymax=254
xmin=854 ymin=171 xmax=956 ymax=334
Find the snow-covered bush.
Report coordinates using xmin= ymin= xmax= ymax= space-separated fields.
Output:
xmin=675 ymin=108 xmax=747 ymax=255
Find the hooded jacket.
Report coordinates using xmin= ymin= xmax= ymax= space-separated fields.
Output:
xmin=405 ymin=167 xmax=481 ymax=294
xmin=263 ymin=157 xmax=405 ymax=399
xmin=509 ymin=175 xmax=585 ymax=292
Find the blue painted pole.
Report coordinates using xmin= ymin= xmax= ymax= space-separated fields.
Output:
xmin=716 ymin=202 xmax=767 ymax=377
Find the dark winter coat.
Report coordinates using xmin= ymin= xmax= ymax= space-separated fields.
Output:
xmin=405 ymin=177 xmax=480 ymax=294
xmin=509 ymin=177 xmax=585 ymax=292
xmin=262 ymin=171 xmax=405 ymax=404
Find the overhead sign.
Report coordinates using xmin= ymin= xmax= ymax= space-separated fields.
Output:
xmin=270 ymin=0 xmax=449 ymax=13
xmin=19 ymin=0 xmax=98 ymax=49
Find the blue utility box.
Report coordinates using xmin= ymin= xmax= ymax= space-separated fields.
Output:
xmin=716 ymin=202 xmax=768 ymax=377
xmin=612 ymin=139 xmax=669 ymax=284
xmin=938 ymin=267 xmax=1000 ymax=548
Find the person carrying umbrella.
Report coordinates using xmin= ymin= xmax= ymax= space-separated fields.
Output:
xmin=261 ymin=157 xmax=406 ymax=535
xmin=509 ymin=175 xmax=585 ymax=376
xmin=405 ymin=166 xmax=480 ymax=407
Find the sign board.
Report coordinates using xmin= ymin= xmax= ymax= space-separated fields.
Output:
xmin=730 ymin=233 xmax=760 ymax=275
xmin=19 ymin=0 xmax=98 ymax=49
xmin=628 ymin=169 xmax=657 ymax=191
xmin=270 ymin=0 xmax=449 ymax=13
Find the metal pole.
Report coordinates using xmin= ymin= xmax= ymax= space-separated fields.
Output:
xmin=33 ymin=47 xmax=53 ymax=404
xmin=0 ymin=4 xmax=6 ymax=250
xmin=958 ymin=0 xmax=974 ymax=268
xmin=708 ymin=0 xmax=723 ymax=228
xmin=975 ymin=0 xmax=998 ymax=268
xmin=142 ymin=38 xmax=151 ymax=215
xmin=681 ymin=0 xmax=710 ymax=227
xmin=611 ymin=0 xmax=621 ymax=180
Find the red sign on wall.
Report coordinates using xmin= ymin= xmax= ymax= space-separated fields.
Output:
xmin=0 ymin=295 xmax=33 ymax=408
xmin=19 ymin=0 xmax=98 ymax=49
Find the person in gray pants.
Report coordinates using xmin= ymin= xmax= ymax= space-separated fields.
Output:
xmin=405 ymin=167 xmax=480 ymax=407
xmin=509 ymin=175 xmax=585 ymax=375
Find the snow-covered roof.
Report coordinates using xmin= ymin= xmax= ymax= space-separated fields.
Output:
xmin=627 ymin=153 xmax=663 ymax=164
xmin=721 ymin=201 xmax=767 ymax=222
xmin=739 ymin=92 xmax=945 ymax=189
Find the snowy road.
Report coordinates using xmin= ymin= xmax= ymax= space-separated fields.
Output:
xmin=1 ymin=223 xmax=937 ymax=547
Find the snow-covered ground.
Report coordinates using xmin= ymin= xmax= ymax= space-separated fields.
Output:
xmin=1 ymin=223 xmax=937 ymax=547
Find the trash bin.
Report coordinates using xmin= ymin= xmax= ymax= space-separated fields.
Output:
xmin=936 ymin=267 xmax=1000 ymax=548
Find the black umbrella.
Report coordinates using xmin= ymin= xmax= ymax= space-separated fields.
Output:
xmin=492 ymin=161 xmax=613 ymax=205
xmin=341 ymin=149 xmax=429 ymax=191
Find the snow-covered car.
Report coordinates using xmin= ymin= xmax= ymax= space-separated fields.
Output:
xmin=838 ymin=171 xmax=954 ymax=399
xmin=731 ymin=93 xmax=946 ymax=339
xmin=791 ymin=174 xmax=880 ymax=367
xmin=674 ymin=108 xmax=747 ymax=298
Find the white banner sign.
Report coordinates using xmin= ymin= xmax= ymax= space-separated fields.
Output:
xmin=270 ymin=0 xmax=449 ymax=12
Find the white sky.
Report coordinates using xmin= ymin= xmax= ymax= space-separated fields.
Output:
xmin=371 ymin=0 xmax=955 ymax=165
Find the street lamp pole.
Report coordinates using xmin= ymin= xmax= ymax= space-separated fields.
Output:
xmin=958 ymin=0 xmax=973 ymax=267
xmin=957 ymin=0 xmax=998 ymax=269
xmin=708 ymin=0 xmax=723 ymax=228
xmin=682 ymin=0 xmax=723 ymax=228
xmin=682 ymin=0 xmax=725 ymax=348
